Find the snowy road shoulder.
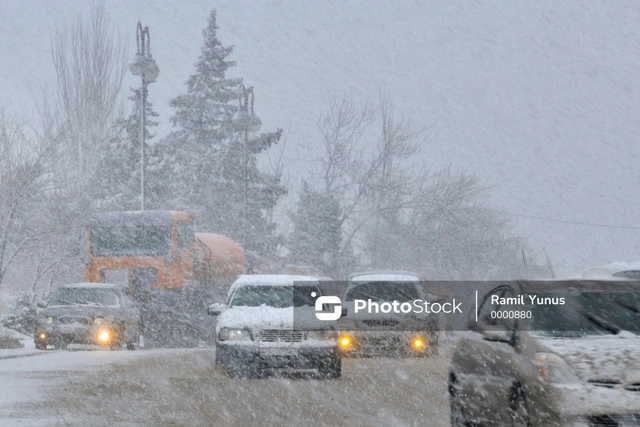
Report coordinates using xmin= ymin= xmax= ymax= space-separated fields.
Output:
xmin=0 ymin=345 xmax=452 ymax=427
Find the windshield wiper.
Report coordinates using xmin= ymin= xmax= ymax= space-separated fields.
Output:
xmin=80 ymin=301 xmax=105 ymax=306
xmin=615 ymin=300 xmax=640 ymax=314
xmin=53 ymin=299 xmax=83 ymax=306
xmin=579 ymin=309 xmax=621 ymax=335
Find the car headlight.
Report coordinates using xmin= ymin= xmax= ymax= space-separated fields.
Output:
xmin=307 ymin=330 xmax=338 ymax=340
xmin=93 ymin=317 xmax=104 ymax=325
xmin=97 ymin=328 xmax=113 ymax=344
xmin=338 ymin=335 xmax=354 ymax=349
xmin=534 ymin=353 xmax=580 ymax=383
xmin=219 ymin=328 xmax=252 ymax=341
xmin=45 ymin=317 xmax=53 ymax=324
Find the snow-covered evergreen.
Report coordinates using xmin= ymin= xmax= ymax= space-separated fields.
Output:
xmin=289 ymin=182 xmax=343 ymax=277
xmin=92 ymin=87 xmax=159 ymax=211
xmin=148 ymin=10 xmax=286 ymax=265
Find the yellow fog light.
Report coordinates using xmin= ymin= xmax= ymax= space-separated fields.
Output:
xmin=412 ymin=337 xmax=426 ymax=350
xmin=98 ymin=329 xmax=111 ymax=343
xmin=39 ymin=333 xmax=47 ymax=340
xmin=338 ymin=335 xmax=353 ymax=349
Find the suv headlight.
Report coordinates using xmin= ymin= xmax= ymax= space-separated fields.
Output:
xmin=534 ymin=353 xmax=580 ymax=384
xmin=307 ymin=330 xmax=338 ymax=340
xmin=38 ymin=316 xmax=53 ymax=324
xmin=219 ymin=328 xmax=252 ymax=341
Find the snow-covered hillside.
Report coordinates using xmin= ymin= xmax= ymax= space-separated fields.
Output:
xmin=1 ymin=0 xmax=640 ymax=276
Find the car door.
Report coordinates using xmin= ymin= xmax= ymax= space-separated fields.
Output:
xmin=452 ymin=285 xmax=520 ymax=425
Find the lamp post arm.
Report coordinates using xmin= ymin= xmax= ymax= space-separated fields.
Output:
xmin=144 ymin=26 xmax=150 ymax=55
xmin=136 ymin=22 xmax=143 ymax=54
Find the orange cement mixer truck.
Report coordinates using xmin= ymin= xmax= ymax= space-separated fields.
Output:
xmin=84 ymin=210 xmax=244 ymax=347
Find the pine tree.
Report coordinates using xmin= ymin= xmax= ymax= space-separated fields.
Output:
xmin=92 ymin=87 xmax=159 ymax=211
xmin=148 ymin=10 xmax=286 ymax=264
xmin=289 ymin=182 xmax=342 ymax=276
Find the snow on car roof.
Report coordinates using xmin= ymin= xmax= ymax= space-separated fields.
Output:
xmin=349 ymin=271 xmax=420 ymax=282
xmin=60 ymin=282 xmax=121 ymax=289
xmin=227 ymin=274 xmax=320 ymax=297
xmin=581 ymin=261 xmax=640 ymax=280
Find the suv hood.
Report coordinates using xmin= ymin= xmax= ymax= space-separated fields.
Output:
xmin=536 ymin=333 xmax=640 ymax=383
xmin=216 ymin=306 xmax=317 ymax=332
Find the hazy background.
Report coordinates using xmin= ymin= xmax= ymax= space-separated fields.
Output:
xmin=1 ymin=0 xmax=639 ymax=277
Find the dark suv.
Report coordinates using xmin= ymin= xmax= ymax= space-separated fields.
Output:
xmin=35 ymin=283 xmax=140 ymax=350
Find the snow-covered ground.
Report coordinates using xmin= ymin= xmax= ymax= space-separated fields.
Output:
xmin=0 ymin=345 xmax=452 ymax=426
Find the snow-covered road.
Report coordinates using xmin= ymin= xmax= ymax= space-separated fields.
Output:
xmin=0 ymin=346 xmax=451 ymax=426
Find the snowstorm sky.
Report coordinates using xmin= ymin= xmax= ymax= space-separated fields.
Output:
xmin=1 ymin=0 xmax=640 ymax=276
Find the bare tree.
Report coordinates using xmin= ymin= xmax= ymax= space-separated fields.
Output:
xmin=301 ymin=92 xmax=527 ymax=279
xmin=51 ymin=2 xmax=127 ymax=178
xmin=0 ymin=109 xmax=65 ymax=288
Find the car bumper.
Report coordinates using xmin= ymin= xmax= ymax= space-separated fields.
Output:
xmin=337 ymin=331 xmax=437 ymax=357
xmin=216 ymin=342 xmax=338 ymax=369
xmin=35 ymin=324 xmax=120 ymax=346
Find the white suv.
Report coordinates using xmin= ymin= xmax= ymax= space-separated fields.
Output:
xmin=208 ymin=275 xmax=341 ymax=378
xmin=337 ymin=271 xmax=441 ymax=357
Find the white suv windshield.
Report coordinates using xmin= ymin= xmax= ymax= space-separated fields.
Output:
xmin=230 ymin=285 xmax=320 ymax=308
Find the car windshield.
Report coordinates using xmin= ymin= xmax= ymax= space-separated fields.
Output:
xmin=90 ymin=225 xmax=171 ymax=257
xmin=344 ymin=282 xmax=418 ymax=302
xmin=527 ymin=291 xmax=630 ymax=337
xmin=576 ymin=291 xmax=640 ymax=335
xmin=230 ymin=285 xmax=320 ymax=308
xmin=49 ymin=288 xmax=120 ymax=307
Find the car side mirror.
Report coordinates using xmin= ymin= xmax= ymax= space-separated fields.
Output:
xmin=481 ymin=325 xmax=513 ymax=343
xmin=36 ymin=300 xmax=47 ymax=308
xmin=208 ymin=303 xmax=227 ymax=316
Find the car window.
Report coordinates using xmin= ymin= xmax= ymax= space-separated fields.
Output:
xmin=344 ymin=282 xmax=418 ymax=302
xmin=49 ymin=288 xmax=120 ymax=307
xmin=528 ymin=291 xmax=632 ymax=337
xmin=230 ymin=285 xmax=320 ymax=308
xmin=175 ymin=221 xmax=194 ymax=252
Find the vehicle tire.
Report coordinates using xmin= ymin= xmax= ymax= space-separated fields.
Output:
xmin=53 ymin=338 xmax=67 ymax=351
xmin=215 ymin=348 xmax=224 ymax=366
xmin=510 ymin=386 xmax=531 ymax=427
xmin=35 ymin=342 xmax=46 ymax=350
xmin=226 ymin=362 xmax=255 ymax=379
xmin=318 ymin=356 xmax=342 ymax=379
xmin=126 ymin=342 xmax=136 ymax=350
xmin=449 ymin=375 xmax=471 ymax=427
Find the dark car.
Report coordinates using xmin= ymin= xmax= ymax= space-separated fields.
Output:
xmin=35 ymin=283 xmax=141 ymax=350
xmin=449 ymin=279 xmax=640 ymax=426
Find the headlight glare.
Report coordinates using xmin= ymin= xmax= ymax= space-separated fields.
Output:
xmin=338 ymin=335 xmax=353 ymax=348
xmin=97 ymin=329 xmax=112 ymax=343
xmin=534 ymin=353 xmax=580 ymax=383
xmin=219 ymin=328 xmax=251 ymax=341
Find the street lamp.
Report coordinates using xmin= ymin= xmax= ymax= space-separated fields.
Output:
xmin=128 ymin=22 xmax=159 ymax=211
xmin=232 ymin=83 xmax=262 ymax=256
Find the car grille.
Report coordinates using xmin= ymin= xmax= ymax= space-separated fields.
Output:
xmin=625 ymin=383 xmax=640 ymax=392
xmin=57 ymin=316 xmax=92 ymax=325
xmin=588 ymin=414 xmax=640 ymax=426
xmin=589 ymin=380 xmax=621 ymax=389
xmin=362 ymin=319 xmax=400 ymax=328
xmin=256 ymin=330 xmax=303 ymax=342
